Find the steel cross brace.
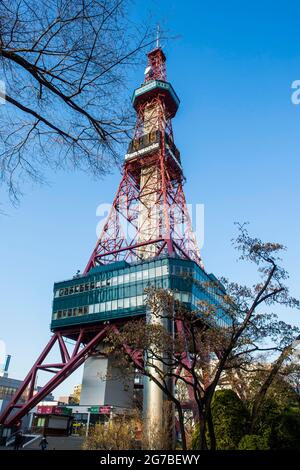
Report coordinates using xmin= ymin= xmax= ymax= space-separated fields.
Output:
xmin=0 ymin=326 xmax=110 ymax=427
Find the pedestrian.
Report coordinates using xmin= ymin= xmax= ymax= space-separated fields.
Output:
xmin=14 ymin=431 xmax=23 ymax=450
xmin=39 ymin=434 xmax=48 ymax=451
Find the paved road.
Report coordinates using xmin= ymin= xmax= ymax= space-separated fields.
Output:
xmin=1 ymin=435 xmax=84 ymax=451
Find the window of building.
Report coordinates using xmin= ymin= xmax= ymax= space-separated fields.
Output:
xmin=106 ymin=289 xmax=112 ymax=301
xmin=111 ymin=300 xmax=117 ymax=310
xmin=124 ymin=298 xmax=130 ymax=308
xmin=37 ymin=417 xmax=46 ymax=427
xmin=181 ymin=292 xmax=190 ymax=303
xmin=142 ymin=269 xmax=149 ymax=280
xmin=78 ymin=307 xmax=83 ymax=315
xmin=68 ymin=309 xmax=72 ymax=317
xmin=123 ymin=286 xmax=129 ymax=297
xmin=84 ymin=283 xmax=90 ymax=291
xmin=94 ymin=304 xmax=100 ymax=313
xmin=111 ymin=289 xmax=118 ymax=301
xmin=155 ymin=266 xmax=162 ymax=277
xmin=117 ymin=299 xmax=124 ymax=309
xmin=88 ymin=305 xmax=94 ymax=314
xmin=100 ymin=290 xmax=106 ymax=302
xmin=162 ymin=265 xmax=169 ymax=276
xmin=83 ymin=306 xmax=88 ymax=315
xmin=106 ymin=301 xmax=111 ymax=311
xmin=136 ymin=283 xmax=143 ymax=295
xmin=130 ymin=284 xmax=137 ymax=297
xmin=149 ymin=268 xmax=156 ymax=279
xmin=80 ymin=284 xmax=84 ymax=292
xmin=100 ymin=303 xmax=106 ymax=312
xmin=75 ymin=285 xmax=80 ymax=293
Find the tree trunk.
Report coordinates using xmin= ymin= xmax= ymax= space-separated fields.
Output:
xmin=250 ymin=345 xmax=292 ymax=432
xmin=198 ymin=416 xmax=208 ymax=450
xmin=207 ymin=407 xmax=216 ymax=450
xmin=176 ymin=404 xmax=187 ymax=450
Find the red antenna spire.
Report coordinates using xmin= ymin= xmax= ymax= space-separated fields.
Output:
xmin=144 ymin=25 xmax=166 ymax=82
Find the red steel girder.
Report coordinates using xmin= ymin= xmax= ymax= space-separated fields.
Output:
xmin=0 ymin=326 xmax=110 ymax=426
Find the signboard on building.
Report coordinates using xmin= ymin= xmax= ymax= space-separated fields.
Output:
xmin=36 ymin=405 xmax=72 ymax=415
xmin=88 ymin=405 xmax=112 ymax=414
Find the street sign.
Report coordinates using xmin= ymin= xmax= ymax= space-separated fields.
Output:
xmin=88 ymin=405 xmax=112 ymax=414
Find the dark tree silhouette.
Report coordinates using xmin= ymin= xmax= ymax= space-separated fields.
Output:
xmin=0 ymin=0 xmax=157 ymax=201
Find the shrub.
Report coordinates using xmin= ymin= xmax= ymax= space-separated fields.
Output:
xmin=82 ymin=416 xmax=140 ymax=450
xmin=238 ymin=434 xmax=269 ymax=450
xmin=192 ymin=390 xmax=250 ymax=450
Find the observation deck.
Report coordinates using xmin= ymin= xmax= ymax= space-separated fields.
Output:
xmin=51 ymin=256 xmax=229 ymax=331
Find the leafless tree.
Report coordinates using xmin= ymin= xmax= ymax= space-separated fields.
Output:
xmin=0 ymin=0 xmax=157 ymax=201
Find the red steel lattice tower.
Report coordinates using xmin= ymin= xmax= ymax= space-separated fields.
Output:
xmin=0 ymin=46 xmax=203 ymax=429
xmin=84 ymin=46 xmax=203 ymax=273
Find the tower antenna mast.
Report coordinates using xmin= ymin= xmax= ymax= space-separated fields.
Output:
xmin=156 ymin=24 xmax=160 ymax=48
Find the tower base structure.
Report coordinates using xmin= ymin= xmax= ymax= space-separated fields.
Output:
xmin=80 ymin=351 xmax=134 ymax=409
xmin=143 ymin=292 xmax=175 ymax=449
xmin=0 ymin=256 xmax=228 ymax=433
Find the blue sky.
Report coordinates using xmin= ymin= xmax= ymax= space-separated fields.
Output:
xmin=0 ymin=0 xmax=300 ymax=397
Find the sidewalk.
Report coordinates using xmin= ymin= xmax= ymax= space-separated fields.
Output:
xmin=0 ymin=435 xmax=84 ymax=451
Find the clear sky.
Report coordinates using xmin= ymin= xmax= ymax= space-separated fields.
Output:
xmin=0 ymin=0 xmax=300 ymax=398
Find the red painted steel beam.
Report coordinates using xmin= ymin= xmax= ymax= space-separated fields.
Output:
xmin=0 ymin=334 xmax=57 ymax=424
xmin=71 ymin=329 xmax=84 ymax=358
xmin=37 ymin=363 xmax=64 ymax=369
xmin=1 ymin=326 xmax=110 ymax=426
xmin=96 ymin=238 xmax=164 ymax=258
xmin=57 ymin=332 xmax=70 ymax=363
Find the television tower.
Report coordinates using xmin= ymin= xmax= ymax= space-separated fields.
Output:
xmin=0 ymin=45 xmax=220 ymax=445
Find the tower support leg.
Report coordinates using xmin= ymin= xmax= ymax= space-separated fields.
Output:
xmin=143 ymin=294 xmax=175 ymax=449
xmin=0 ymin=326 xmax=110 ymax=427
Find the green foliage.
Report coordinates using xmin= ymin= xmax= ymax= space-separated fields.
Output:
xmin=190 ymin=425 xmax=201 ymax=450
xmin=191 ymin=390 xmax=250 ymax=450
xmin=238 ymin=434 xmax=269 ymax=450
xmin=211 ymin=390 xmax=250 ymax=450
xmin=191 ymin=391 xmax=300 ymax=451
xmin=191 ymin=426 xmax=199 ymax=450
xmin=253 ymin=398 xmax=282 ymax=446
xmin=272 ymin=408 xmax=300 ymax=450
